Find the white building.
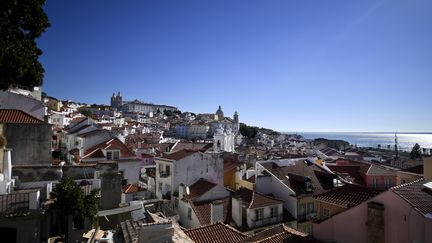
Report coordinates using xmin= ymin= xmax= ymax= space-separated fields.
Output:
xmin=154 ymin=150 xmax=224 ymax=204
xmin=178 ymin=178 xmax=230 ymax=229
xmin=213 ymin=127 xmax=235 ymax=153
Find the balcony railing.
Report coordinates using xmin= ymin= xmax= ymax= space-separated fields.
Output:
xmin=297 ymin=212 xmax=317 ymax=222
xmin=0 ymin=192 xmax=30 ymax=214
xmin=251 ymin=215 xmax=283 ymax=228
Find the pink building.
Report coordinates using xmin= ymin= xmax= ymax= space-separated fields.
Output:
xmin=328 ymin=162 xmax=397 ymax=189
xmin=362 ymin=164 xmax=397 ymax=189
xmin=136 ymin=152 xmax=155 ymax=167
xmin=313 ymin=179 xmax=432 ymax=243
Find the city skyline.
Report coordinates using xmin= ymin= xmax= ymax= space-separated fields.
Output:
xmin=38 ymin=0 xmax=432 ymax=132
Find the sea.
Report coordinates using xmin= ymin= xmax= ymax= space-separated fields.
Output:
xmin=297 ymin=132 xmax=432 ymax=151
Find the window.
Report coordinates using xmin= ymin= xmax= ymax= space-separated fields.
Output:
xmin=299 ymin=204 xmax=306 ymax=218
xmin=107 ymin=151 xmax=112 ymax=160
xmin=158 ymin=182 xmax=162 ymax=192
xmin=188 ymin=208 xmax=192 ymax=220
xmin=307 ymin=202 xmax=315 ymax=214
xmin=321 ymin=207 xmax=330 ymax=218
xmin=270 ymin=206 xmax=278 ymax=218
xmin=385 ymin=178 xmax=391 ymax=188
xmin=158 ymin=164 xmax=163 ymax=173
xmin=372 ymin=178 xmax=378 ymax=188
xmin=165 ymin=165 xmax=170 ymax=175
xmin=255 ymin=208 xmax=264 ymax=221
xmin=113 ymin=151 xmax=120 ymax=160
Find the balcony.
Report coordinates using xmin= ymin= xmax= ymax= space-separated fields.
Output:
xmin=297 ymin=212 xmax=317 ymax=223
xmin=251 ymin=215 xmax=283 ymax=228
xmin=0 ymin=190 xmax=40 ymax=216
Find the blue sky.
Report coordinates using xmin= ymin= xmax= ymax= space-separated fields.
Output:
xmin=38 ymin=0 xmax=432 ymax=132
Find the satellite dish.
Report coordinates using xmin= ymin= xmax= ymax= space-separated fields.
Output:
xmin=186 ymin=186 xmax=190 ymax=195
xmin=0 ymin=135 xmax=6 ymax=149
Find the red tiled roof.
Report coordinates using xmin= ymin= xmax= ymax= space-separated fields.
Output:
xmin=262 ymin=161 xmax=336 ymax=195
xmin=313 ymin=184 xmax=382 ymax=208
xmin=162 ymin=149 xmax=199 ymax=161
xmin=83 ymin=137 xmax=136 ymax=159
xmin=402 ymin=164 xmax=423 ymax=174
xmin=184 ymin=178 xmax=217 ymax=201
xmin=185 ymin=222 xmax=247 ymax=243
xmin=242 ymin=224 xmax=321 ymax=243
xmin=392 ymin=179 xmax=432 ymax=216
xmin=191 ymin=197 xmax=231 ymax=226
xmin=122 ymin=184 xmax=141 ymax=193
xmin=235 ymin=188 xmax=283 ymax=209
xmin=171 ymin=142 xmax=213 ymax=153
xmin=224 ymin=154 xmax=243 ymax=172
xmin=365 ymin=164 xmax=397 ymax=176
xmin=0 ymin=109 xmax=44 ymax=124
xmin=327 ymin=165 xmax=368 ymax=186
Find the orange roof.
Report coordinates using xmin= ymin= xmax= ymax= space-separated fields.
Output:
xmin=313 ymin=184 xmax=382 ymax=208
xmin=185 ymin=222 xmax=246 ymax=243
xmin=184 ymin=178 xmax=217 ymax=201
xmin=162 ymin=149 xmax=199 ymax=161
xmin=0 ymin=109 xmax=44 ymax=124
xmin=235 ymin=188 xmax=283 ymax=209
xmin=83 ymin=137 xmax=136 ymax=159
xmin=122 ymin=184 xmax=142 ymax=193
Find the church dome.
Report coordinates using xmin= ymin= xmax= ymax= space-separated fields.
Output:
xmin=216 ymin=105 xmax=224 ymax=118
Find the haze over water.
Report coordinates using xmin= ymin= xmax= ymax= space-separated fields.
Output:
xmin=299 ymin=132 xmax=432 ymax=151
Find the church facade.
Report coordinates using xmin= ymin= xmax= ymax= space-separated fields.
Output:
xmin=110 ymin=92 xmax=178 ymax=115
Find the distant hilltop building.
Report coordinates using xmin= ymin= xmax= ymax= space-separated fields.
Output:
xmin=110 ymin=92 xmax=178 ymax=114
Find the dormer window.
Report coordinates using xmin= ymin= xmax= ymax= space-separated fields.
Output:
xmin=106 ymin=150 xmax=120 ymax=160
xmin=305 ymin=181 xmax=313 ymax=192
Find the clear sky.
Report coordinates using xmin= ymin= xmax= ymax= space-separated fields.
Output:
xmin=38 ymin=0 xmax=432 ymax=132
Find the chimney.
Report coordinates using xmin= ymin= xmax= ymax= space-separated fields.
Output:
xmin=231 ymin=196 xmax=242 ymax=227
xmin=3 ymin=149 xmax=12 ymax=181
xmin=424 ymin=157 xmax=432 ymax=182
xmin=211 ymin=200 xmax=224 ymax=224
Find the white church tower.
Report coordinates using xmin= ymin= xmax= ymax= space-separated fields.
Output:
xmin=213 ymin=126 xmax=235 ymax=153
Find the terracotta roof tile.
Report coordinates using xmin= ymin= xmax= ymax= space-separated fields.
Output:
xmin=327 ymin=165 xmax=368 ymax=186
xmin=171 ymin=142 xmax=213 ymax=153
xmin=191 ymin=197 xmax=231 ymax=226
xmin=365 ymin=164 xmax=397 ymax=176
xmin=392 ymin=179 xmax=432 ymax=216
xmin=313 ymin=184 xmax=382 ymax=208
xmin=262 ymin=160 xmax=336 ymax=196
xmin=0 ymin=109 xmax=44 ymax=124
xmin=402 ymin=164 xmax=423 ymax=174
xmin=184 ymin=178 xmax=217 ymax=201
xmin=162 ymin=149 xmax=199 ymax=161
xmin=122 ymin=184 xmax=142 ymax=193
xmin=242 ymin=224 xmax=321 ymax=243
xmin=185 ymin=222 xmax=247 ymax=243
xmin=83 ymin=137 xmax=136 ymax=159
xmin=235 ymin=188 xmax=283 ymax=209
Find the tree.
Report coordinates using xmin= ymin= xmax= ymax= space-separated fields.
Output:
xmin=410 ymin=143 xmax=422 ymax=160
xmin=0 ymin=0 xmax=50 ymax=90
xmin=50 ymin=177 xmax=99 ymax=239
xmin=239 ymin=123 xmax=258 ymax=139
xmin=79 ymin=109 xmax=92 ymax=117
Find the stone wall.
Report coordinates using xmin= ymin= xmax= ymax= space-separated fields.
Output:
xmin=4 ymin=123 xmax=52 ymax=165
